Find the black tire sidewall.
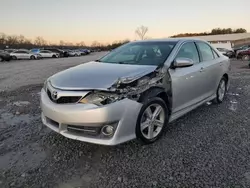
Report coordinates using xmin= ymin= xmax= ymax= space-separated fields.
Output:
xmin=30 ymin=55 xmax=35 ymax=60
xmin=136 ymin=97 xmax=169 ymax=144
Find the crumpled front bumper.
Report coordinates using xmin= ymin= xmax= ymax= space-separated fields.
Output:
xmin=40 ymin=89 xmax=142 ymax=145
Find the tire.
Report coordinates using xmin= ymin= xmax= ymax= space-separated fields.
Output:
xmin=136 ymin=97 xmax=169 ymax=144
xmin=12 ymin=56 xmax=17 ymax=60
xmin=0 ymin=57 xmax=3 ymax=62
xmin=212 ymin=77 xmax=227 ymax=104
xmin=52 ymin=55 xmax=56 ymax=58
xmin=30 ymin=55 xmax=35 ymax=60
xmin=242 ymin=55 xmax=250 ymax=61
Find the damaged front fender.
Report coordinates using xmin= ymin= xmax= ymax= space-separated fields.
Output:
xmin=109 ymin=67 xmax=167 ymax=101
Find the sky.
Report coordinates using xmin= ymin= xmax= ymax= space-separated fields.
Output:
xmin=0 ymin=0 xmax=250 ymax=45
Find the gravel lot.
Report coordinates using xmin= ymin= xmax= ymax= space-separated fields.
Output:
xmin=0 ymin=57 xmax=250 ymax=188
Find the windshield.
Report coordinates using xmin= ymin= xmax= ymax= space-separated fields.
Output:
xmin=99 ymin=41 xmax=177 ymax=66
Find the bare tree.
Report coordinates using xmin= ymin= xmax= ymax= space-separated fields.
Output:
xmin=59 ymin=40 xmax=65 ymax=46
xmin=91 ymin=41 xmax=101 ymax=48
xmin=34 ymin=36 xmax=47 ymax=46
xmin=135 ymin=25 xmax=148 ymax=40
xmin=76 ymin=41 xmax=86 ymax=47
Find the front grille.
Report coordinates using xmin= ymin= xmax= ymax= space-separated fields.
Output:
xmin=57 ymin=96 xmax=82 ymax=104
xmin=67 ymin=125 xmax=101 ymax=136
xmin=47 ymin=89 xmax=81 ymax=104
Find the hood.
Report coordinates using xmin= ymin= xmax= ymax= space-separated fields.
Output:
xmin=49 ymin=61 xmax=157 ymax=91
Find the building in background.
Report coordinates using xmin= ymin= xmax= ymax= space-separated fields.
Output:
xmin=186 ymin=33 xmax=250 ymax=50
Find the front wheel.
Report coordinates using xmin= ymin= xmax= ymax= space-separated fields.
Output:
xmin=136 ymin=97 xmax=169 ymax=144
xmin=242 ymin=55 xmax=250 ymax=61
xmin=52 ymin=55 xmax=56 ymax=58
xmin=0 ymin=57 xmax=3 ymax=62
xmin=213 ymin=77 xmax=227 ymax=104
xmin=12 ymin=56 xmax=17 ymax=60
xmin=30 ymin=55 xmax=35 ymax=60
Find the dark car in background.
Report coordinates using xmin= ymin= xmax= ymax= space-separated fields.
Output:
xmin=4 ymin=49 xmax=17 ymax=53
xmin=233 ymin=45 xmax=250 ymax=54
xmin=44 ymin=48 xmax=69 ymax=57
xmin=217 ymin=48 xmax=235 ymax=58
xmin=0 ymin=50 xmax=11 ymax=62
xmin=236 ymin=48 xmax=250 ymax=61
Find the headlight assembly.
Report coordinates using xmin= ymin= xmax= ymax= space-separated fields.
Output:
xmin=43 ymin=80 xmax=48 ymax=91
xmin=79 ymin=92 xmax=120 ymax=106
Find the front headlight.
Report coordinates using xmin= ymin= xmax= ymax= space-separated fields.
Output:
xmin=43 ymin=80 xmax=48 ymax=91
xmin=79 ymin=92 xmax=119 ymax=106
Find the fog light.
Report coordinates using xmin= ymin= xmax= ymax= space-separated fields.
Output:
xmin=101 ymin=125 xmax=114 ymax=136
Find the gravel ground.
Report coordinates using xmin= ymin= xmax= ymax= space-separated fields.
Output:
xmin=0 ymin=58 xmax=250 ymax=188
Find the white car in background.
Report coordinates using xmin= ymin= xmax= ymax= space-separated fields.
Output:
xmin=10 ymin=50 xmax=41 ymax=60
xmin=68 ymin=50 xmax=82 ymax=57
xmin=38 ymin=50 xmax=59 ymax=58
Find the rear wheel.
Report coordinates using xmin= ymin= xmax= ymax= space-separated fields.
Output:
xmin=0 ymin=57 xmax=3 ymax=62
xmin=242 ymin=55 xmax=250 ymax=61
xmin=12 ymin=56 xmax=17 ymax=60
xmin=136 ymin=97 xmax=169 ymax=144
xmin=30 ymin=55 xmax=35 ymax=60
xmin=213 ymin=77 xmax=227 ymax=104
xmin=52 ymin=55 xmax=56 ymax=58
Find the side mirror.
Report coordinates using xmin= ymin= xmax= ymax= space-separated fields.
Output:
xmin=172 ymin=57 xmax=194 ymax=68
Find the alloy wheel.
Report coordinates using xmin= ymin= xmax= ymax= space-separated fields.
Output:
xmin=218 ymin=79 xmax=226 ymax=101
xmin=242 ymin=55 xmax=250 ymax=61
xmin=140 ymin=103 xmax=165 ymax=139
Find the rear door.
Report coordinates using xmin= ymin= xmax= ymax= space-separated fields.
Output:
xmin=196 ymin=42 xmax=222 ymax=97
xmin=169 ymin=42 xmax=208 ymax=113
xmin=22 ymin=51 xmax=30 ymax=59
xmin=40 ymin=50 xmax=50 ymax=58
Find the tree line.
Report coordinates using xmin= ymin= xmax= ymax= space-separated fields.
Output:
xmin=0 ymin=32 xmax=130 ymax=50
xmin=170 ymin=28 xmax=247 ymax=38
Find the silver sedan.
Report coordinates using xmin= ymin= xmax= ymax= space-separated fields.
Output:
xmin=41 ymin=38 xmax=230 ymax=145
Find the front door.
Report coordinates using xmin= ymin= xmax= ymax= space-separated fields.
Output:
xmin=169 ymin=42 xmax=209 ymax=113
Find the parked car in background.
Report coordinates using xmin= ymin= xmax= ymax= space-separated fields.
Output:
xmin=10 ymin=50 xmax=41 ymax=60
xmin=39 ymin=50 xmax=59 ymax=58
xmin=44 ymin=48 xmax=68 ymax=57
xmin=30 ymin=48 xmax=41 ymax=54
xmin=236 ymin=48 xmax=250 ymax=61
xmin=0 ymin=50 xmax=11 ymax=62
xmin=4 ymin=49 xmax=17 ymax=53
xmin=233 ymin=45 xmax=250 ymax=54
xmin=41 ymin=38 xmax=230 ymax=145
xmin=67 ymin=50 xmax=81 ymax=57
xmin=216 ymin=48 xmax=235 ymax=58
xmin=78 ymin=49 xmax=87 ymax=55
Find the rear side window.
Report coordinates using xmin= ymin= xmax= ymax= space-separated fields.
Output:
xmin=212 ymin=49 xmax=220 ymax=58
xmin=175 ymin=42 xmax=200 ymax=63
xmin=196 ymin=42 xmax=214 ymax=61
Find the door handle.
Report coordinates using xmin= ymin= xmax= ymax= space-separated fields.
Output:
xmin=200 ymin=67 xmax=204 ymax=72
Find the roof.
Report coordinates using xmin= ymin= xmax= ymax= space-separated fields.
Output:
xmin=183 ymin=33 xmax=250 ymax=42
xmin=135 ymin=38 xmax=203 ymax=43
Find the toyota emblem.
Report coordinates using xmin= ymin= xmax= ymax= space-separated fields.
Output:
xmin=51 ymin=90 xmax=58 ymax=100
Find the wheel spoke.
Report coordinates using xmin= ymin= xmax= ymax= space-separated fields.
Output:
xmin=152 ymin=106 xmax=162 ymax=119
xmin=148 ymin=125 xmax=154 ymax=139
xmin=145 ymin=107 xmax=153 ymax=119
xmin=154 ymin=119 xmax=164 ymax=127
xmin=141 ymin=121 xmax=149 ymax=131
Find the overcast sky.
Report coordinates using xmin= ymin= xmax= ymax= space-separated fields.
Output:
xmin=1 ymin=0 xmax=249 ymax=45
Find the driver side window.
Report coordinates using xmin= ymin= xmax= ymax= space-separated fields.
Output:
xmin=176 ymin=42 xmax=200 ymax=64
